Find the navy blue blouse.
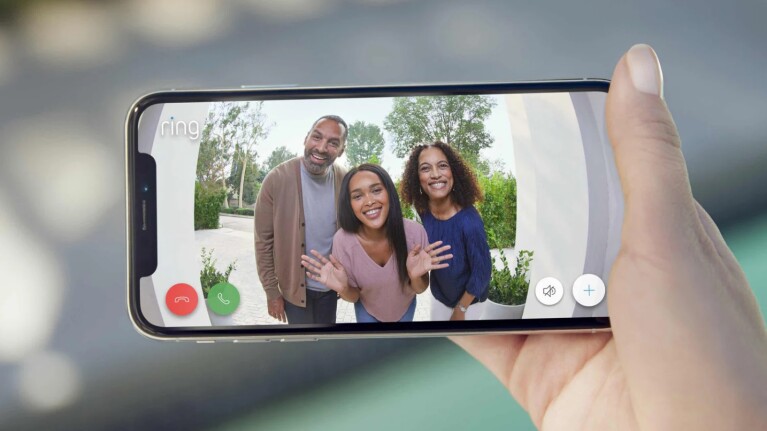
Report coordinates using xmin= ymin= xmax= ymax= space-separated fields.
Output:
xmin=421 ymin=206 xmax=492 ymax=307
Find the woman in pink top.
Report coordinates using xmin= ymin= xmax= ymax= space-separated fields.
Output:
xmin=301 ymin=164 xmax=453 ymax=322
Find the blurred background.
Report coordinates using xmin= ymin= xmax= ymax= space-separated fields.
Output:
xmin=0 ymin=1 xmax=765 ymax=430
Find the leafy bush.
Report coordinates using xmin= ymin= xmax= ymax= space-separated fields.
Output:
xmin=219 ymin=207 xmax=254 ymax=216
xmin=488 ymin=248 xmax=533 ymax=305
xmin=401 ymin=202 xmax=416 ymax=221
xmin=199 ymin=247 xmax=236 ymax=299
xmin=477 ymin=173 xmax=517 ymax=249
xmin=195 ymin=183 xmax=226 ymax=230
xmin=394 ymin=179 xmax=417 ymax=221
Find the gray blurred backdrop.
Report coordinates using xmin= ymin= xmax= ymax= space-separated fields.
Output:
xmin=1 ymin=1 xmax=766 ymax=430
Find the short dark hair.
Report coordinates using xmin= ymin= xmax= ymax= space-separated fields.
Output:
xmin=308 ymin=115 xmax=348 ymax=142
xmin=400 ymin=141 xmax=483 ymax=214
xmin=338 ymin=164 xmax=409 ymax=288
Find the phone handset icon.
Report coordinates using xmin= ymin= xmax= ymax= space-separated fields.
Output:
xmin=207 ymin=282 xmax=239 ymax=315
xmin=165 ymin=283 xmax=198 ymax=316
xmin=217 ymin=292 xmax=230 ymax=305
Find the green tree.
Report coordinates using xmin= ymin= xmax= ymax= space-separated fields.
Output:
xmin=228 ymin=148 xmax=261 ymax=206
xmin=197 ymin=102 xmax=245 ymax=208
xmin=197 ymin=102 xmax=270 ymax=209
xmin=383 ymin=95 xmax=496 ymax=166
xmin=233 ymin=103 xmax=270 ymax=209
xmin=197 ymin=102 xmax=242 ymax=186
xmin=345 ymin=121 xmax=385 ymax=167
xmin=265 ymin=145 xmax=297 ymax=171
xmin=258 ymin=146 xmax=298 ymax=181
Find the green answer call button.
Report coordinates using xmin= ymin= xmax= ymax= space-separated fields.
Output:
xmin=207 ymin=282 xmax=240 ymax=316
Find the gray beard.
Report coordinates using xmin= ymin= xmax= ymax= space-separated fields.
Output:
xmin=303 ymin=156 xmax=330 ymax=175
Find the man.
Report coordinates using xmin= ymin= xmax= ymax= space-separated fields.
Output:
xmin=254 ymin=115 xmax=348 ymax=324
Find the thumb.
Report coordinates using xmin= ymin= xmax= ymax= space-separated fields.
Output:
xmin=606 ymin=44 xmax=699 ymax=255
xmin=606 ymin=46 xmax=767 ymax=429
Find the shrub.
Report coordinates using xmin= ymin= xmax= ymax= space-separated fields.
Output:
xmin=395 ymin=179 xmax=417 ymax=221
xmin=219 ymin=207 xmax=254 ymax=216
xmin=195 ymin=183 xmax=226 ymax=230
xmin=235 ymin=208 xmax=254 ymax=216
xmin=199 ymin=247 xmax=236 ymax=299
xmin=477 ymin=173 xmax=517 ymax=249
xmin=401 ymin=202 xmax=416 ymax=221
xmin=488 ymin=248 xmax=533 ymax=305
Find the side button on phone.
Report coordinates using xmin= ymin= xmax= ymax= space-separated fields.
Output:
xmin=279 ymin=338 xmax=318 ymax=342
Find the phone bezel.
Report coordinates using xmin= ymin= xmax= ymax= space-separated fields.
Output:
xmin=126 ymin=80 xmax=612 ymax=341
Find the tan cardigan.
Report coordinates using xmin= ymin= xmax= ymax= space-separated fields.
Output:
xmin=254 ymin=157 xmax=346 ymax=308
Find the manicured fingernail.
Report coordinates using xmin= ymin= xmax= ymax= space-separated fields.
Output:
xmin=626 ymin=44 xmax=664 ymax=99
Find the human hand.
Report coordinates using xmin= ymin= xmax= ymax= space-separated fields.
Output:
xmin=301 ymin=250 xmax=349 ymax=293
xmin=450 ymin=308 xmax=466 ymax=321
xmin=267 ymin=295 xmax=286 ymax=323
xmin=406 ymin=241 xmax=453 ymax=280
xmin=451 ymin=44 xmax=767 ymax=430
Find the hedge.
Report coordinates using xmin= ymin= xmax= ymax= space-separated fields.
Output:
xmin=477 ymin=172 xmax=517 ymax=249
xmin=195 ymin=183 xmax=226 ymax=230
xmin=220 ymin=207 xmax=255 ymax=216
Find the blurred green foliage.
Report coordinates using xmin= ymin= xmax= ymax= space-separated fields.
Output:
xmin=395 ymin=179 xmax=417 ymax=221
xmin=220 ymin=207 xmax=255 ymax=216
xmin=489 ymin=249 xmax=533 ymax=305
xmin=477 ymin=172 xmax=517 ymax=249
xmin=194 ymin=182 xmax=226 ymax=230
xmin=199 ymin=247 xmax=236 ymax=299
xmin=346 ymin=121 xmax=385 ymax=167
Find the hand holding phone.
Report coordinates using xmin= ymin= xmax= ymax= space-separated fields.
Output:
xmin=453 ymin=44 xmax=767 ymax=430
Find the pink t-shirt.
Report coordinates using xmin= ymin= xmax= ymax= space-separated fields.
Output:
xmin=332 ymin=219 xmax=429 ymax=322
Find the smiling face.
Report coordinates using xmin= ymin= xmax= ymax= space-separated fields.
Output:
xmin=418 ymin=146 xmax=454 ymax=202
xmin=303 ymin=118 xmax=345 ymax=175
xmin=349 ymin=170 xmax=390 ymax=231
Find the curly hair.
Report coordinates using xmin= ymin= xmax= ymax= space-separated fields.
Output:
xmin=400 ymin=141 xmax=483 ymax=215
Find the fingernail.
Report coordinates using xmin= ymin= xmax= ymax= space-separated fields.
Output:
xmin=626 ymin=44 xmax=664 ymax=99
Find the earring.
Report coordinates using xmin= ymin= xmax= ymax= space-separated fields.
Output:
xmin=419 ymin=188 xmax=423 ymax=195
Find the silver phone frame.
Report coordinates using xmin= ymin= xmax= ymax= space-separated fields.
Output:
xmin=125 ymin=80 xmax=613 ymax=342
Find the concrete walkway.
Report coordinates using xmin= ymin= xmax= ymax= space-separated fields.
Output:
xmin=195 ymin=215 xmax=433 ymax=325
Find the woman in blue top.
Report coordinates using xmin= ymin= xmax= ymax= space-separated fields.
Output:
xmin=401 ymin=141 xmax=492 ymax=321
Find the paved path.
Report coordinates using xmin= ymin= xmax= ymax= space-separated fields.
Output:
xmin=195 ymin=215 xmax=435 ymax=324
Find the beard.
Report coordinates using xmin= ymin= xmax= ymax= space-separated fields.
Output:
xmin=303 ymin=148 xmax=334 ymax=175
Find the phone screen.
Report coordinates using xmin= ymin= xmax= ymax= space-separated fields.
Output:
xmin=128 ymin=82 xmax=621 ymax=337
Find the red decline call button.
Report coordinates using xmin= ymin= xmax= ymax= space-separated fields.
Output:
xmin=166 ymin=283 xmax=198 ymax=316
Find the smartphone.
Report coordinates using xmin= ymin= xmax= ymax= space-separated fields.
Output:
xmin=126 ymin=80 xmax=621 ymax=342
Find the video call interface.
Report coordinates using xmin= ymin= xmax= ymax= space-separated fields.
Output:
xmin=136 ymin=90 xmax=623 ymax=328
